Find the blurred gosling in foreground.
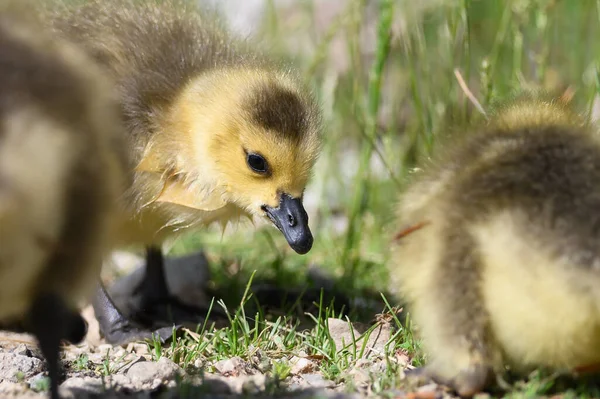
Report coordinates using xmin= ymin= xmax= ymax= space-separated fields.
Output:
xmin=0 ymin=3 xmax=127 ymax=398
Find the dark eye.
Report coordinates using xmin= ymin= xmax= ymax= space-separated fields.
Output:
xmin=246 ymin=153 xmax=269 ymax=174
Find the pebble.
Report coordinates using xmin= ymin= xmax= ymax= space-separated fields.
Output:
xmin=126 ymin=356 xmax=182 ymax=387
xmin=214 ymin=356 xmax=247 ymax=376
xmin=0 ymin=352 xmax=44 ymax=382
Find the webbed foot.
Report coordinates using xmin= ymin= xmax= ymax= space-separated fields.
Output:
xmin=93 ymin=246 xmax=223 ymax=345
xmin=92 ymin=281 xmax=179 ymax=345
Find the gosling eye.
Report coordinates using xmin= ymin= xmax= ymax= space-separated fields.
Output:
xmin=246 ymin=152 xmax=269 ymax=174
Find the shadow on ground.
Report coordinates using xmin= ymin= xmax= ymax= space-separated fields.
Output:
xmin=107 ymin=249 xmax=399 ymax=335
xmin=62 ymin=374 xmax=360 ymax=399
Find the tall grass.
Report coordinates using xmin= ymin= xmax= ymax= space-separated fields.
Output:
xmin=341 ymin=0 xmax=395 ymax=280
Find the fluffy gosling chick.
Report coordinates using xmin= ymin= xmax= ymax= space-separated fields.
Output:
xmin=390 ymin=96 xmax=600 ymax=397
xmin=45 ymin=0 xmax=322 ymax=344
xmin=0 ymin=3 xmax=126 ymax=398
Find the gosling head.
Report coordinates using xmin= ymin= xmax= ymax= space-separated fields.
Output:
xmin=162 ymin=68 xmax=322 ymax=254
xmin=217 ymin=73 xmax=321 ymax=254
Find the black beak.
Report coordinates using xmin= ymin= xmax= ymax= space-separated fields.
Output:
xmin=262 ymin=194 xmax=313 ymax=254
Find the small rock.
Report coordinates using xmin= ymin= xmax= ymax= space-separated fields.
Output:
xmin=289 ymin=356 xmax=314 ymax=375
xmin=214 ymin=356 xmax=246 ymax=376
xmin=0 ymin=352 xmax=45 ymax=382
xmin=364 ymin=323 xmax=393 ymax=356
xmin=300 ymin=373 xmax=335 ymax=389
xmin=327 ymin=318 xmax=364 ymax=351
xmin=126 ymin=356 xmax=182 ymax=387
xmin=59 ymin=377 xmax=105 ymax=397
xmin=327 ymin=318 xmax=392 ymax=358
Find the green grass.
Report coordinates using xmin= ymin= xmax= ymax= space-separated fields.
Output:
xmin=152 ymin=0 xmax=600 ymax=397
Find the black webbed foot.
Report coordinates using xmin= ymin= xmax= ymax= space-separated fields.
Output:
xmin=93 ymin=246 xmax=223 ymax=345
xmin=26 ymin=293 xmax=86 ymax=399
xmin=127 ymin=246 xmax=223 ymax=328
xmin=92 ymin=281 xmax=179 ymax=345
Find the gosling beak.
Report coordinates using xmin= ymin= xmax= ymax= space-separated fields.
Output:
xmin=262 ymin=193 xmax=313 ymax=254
